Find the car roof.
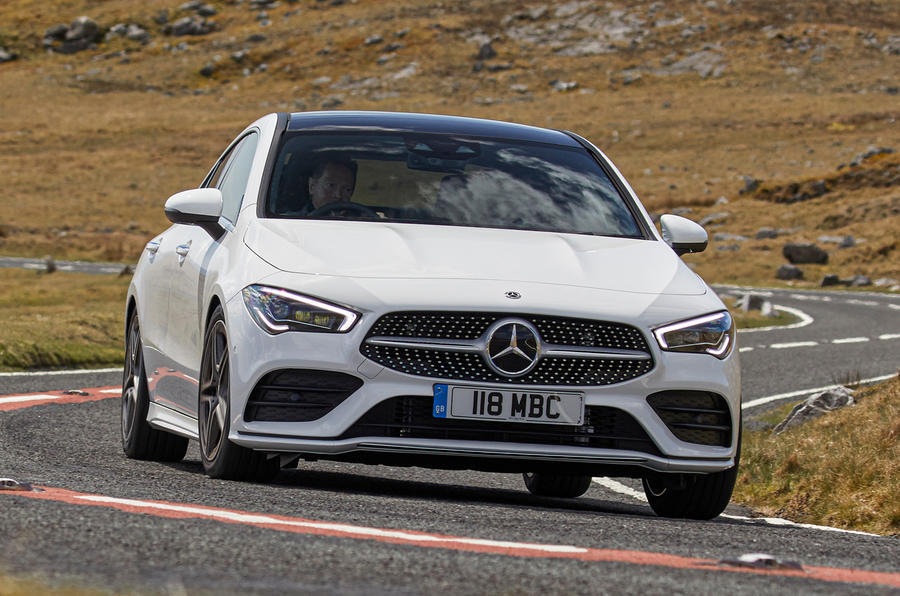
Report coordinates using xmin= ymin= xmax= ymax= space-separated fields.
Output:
xmin=286 ymin=111 xmax=582 ymax=147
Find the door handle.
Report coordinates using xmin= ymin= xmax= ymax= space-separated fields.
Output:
xmin=145 ymin=240 xmax=161 ymax=254
xmin=175 ymin=241 xmax=192 ymax=264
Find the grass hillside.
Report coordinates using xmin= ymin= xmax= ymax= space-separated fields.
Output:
xmin=0 ymin=0 xmax=897 ymax=287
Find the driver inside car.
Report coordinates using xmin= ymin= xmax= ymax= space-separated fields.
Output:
xmin=307 ymin=159 xmax=357 ymax=211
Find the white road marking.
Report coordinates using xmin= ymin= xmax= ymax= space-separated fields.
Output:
xmin=845 ymin=299 xmax=879 ymax=307
xmin=592 ymin=478 xmax=879 ymax=536
xmin=831 ymin=337 xmax=869 ymax=344
xmin=741 ymin=372 xmax=899 ymax=410
xmin=99 ymin=388 xmax=122 ymax=394
xmin=737 ymin=305 xmax=814 ymax=334
xmin=0 ymin=394 xmax=61 ymax=405
xmin=739 ymin=347 xmax=754 ymax=353
xmin=890 ymin=304 xmax=900 ymax=311
xmin=0 ymin=367 xmax=122 ymax=378
xmin=879 ymin=333 xmax=900 ymax=340
xmin=789 ymin=293 xmax=832 ymax=302
xmin=718 ymin=514 xmax=878 ymax=537
xmin=592 ymin=477 xmax=647 ymax=501
xmin=770 ymin=341 xmax=819 ymax=349
xmin=74 ymin=495 xmax=588 ymax=553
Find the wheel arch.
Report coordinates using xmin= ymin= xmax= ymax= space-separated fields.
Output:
xmin=125 ymin=294 xmax=138 ymax=341
xmin=204 ymin=294 xmax=225 ymax=338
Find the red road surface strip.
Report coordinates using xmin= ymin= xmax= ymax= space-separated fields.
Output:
xmin=0 ymin=386 xmax=120 ymax=412
xmin=5 ymin=487 xmax=899 ymax=589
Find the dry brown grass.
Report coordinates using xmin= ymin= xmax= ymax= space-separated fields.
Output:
xmin=0 ymin=573 xmax=105 ymax=596
xmin=734 ymin=376 xmax=900 ymax=535
xmin=0 ymin=0 xmax=897 ymax=279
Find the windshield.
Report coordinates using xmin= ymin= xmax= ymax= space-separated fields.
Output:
xmin=265 ymin=132 xmax=643 ymax=237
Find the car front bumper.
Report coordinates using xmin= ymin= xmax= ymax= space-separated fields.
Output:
xmin=223 ymin=287 xmax=741 ymax=476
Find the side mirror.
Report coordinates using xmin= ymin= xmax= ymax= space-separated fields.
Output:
xmin=164 ymin=188 xmax=225 ymax=238
xmin=659 ymin=214 xmax=708 ymax=256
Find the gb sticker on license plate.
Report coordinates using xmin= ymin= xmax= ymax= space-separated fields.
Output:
xmin=433 ymin=384 xmax=448 ymax=418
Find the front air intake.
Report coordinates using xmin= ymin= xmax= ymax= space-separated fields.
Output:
xmin=647 ymin=391 xmax=732 ymax=447
xmin=244 ymin=369 xmax=363 ymax=422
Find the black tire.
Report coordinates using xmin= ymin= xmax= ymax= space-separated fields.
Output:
xmin=122 ymin=313 xmax=189 ymax=461
xmin=642 ymin=431 xmax=741 ymax=520
xmin=523 ymin=472 xmax=593 ymax=498
xmin=199 ymin=306 xmax=279 ymax=482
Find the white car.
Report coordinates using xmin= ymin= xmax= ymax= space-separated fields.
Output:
xmin=124 ymin=111 xmax=740 ymax=519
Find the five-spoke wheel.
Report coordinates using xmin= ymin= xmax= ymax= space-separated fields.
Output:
xmin=198 ymin=306 xmax=279 ymax=481
xmin=121 ymin=312 xmax=188 ymax=461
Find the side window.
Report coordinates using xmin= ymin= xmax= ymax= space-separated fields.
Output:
xmin=202 ymin=144 xmax=237 ymax=189
xmin=217 ymin=132 xmax=259 ymax=223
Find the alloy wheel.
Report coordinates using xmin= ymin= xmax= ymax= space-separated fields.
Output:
xmin=199 ymin=319 xmax=230 ymax=462
xmin=121 ymin=318 xmax=142 ymax=444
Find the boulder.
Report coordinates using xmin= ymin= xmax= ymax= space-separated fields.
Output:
xmin=699 ymin=212 xmax=729 ymax=226
xmin=820 ymin=274 xmax=840 ymax=287
xmin=739 ymin=176 xmax=762 ymax=194
xmin=842 ymin=275 xmax=872 ymax=287
xmin=45 ymin=24 xmax=69 ymax=40
xmin=65 ymin=16 xmax=99 ymax=42
xmin=776 ymin=264 xmax=803 ymax=280
xmin=126 ymin=24 xmax=150 ymax=43
xmin=818 ymin=234 xmax=855 ymax=248
xmin=713 ymin=232 xmax=747 ymax=242
xmin=0 ymin=48 xmax=17 ymax=63
xmin=874 ymin=277 xmax=900 ymax=287
xmin=549 ymin=79 xmax=577 ymax=92
xmin=756 ymin=227 xmax=778 ymax=239
xmin=783 ymin=242 xmax=828 ymax=264
xmin=774 ymin=386 xmax=854 ymax=435
xmin=168 ymin=16 xmax=214 ymax=36
xmin=476 ymin=42 xmax=497 ymax=60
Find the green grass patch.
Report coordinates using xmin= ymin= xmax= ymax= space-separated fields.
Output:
xmin=0 ymin=269 xmax=127 ymax=371
xmin=734 ymin=376 xmax=900 ymax=535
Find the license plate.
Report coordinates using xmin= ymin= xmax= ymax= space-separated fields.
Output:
xmin=433 ymin=384 xmax=584 ymax=425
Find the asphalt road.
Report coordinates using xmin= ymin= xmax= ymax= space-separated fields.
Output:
xmin=1 ymin=287 xmax=898 ymax=594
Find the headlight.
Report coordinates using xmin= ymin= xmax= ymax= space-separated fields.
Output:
xmin=653 ymin=311 xmax=734 ymax=359
xmin=242 ymin=285 xmax=360 ymax=334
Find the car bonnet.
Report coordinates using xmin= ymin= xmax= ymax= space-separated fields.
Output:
xmin=244 ymin=219 xmax=707 ymax=296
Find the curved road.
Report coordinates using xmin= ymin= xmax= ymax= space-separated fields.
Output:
xmin=1 ymin=287 xmax=898 ymax=594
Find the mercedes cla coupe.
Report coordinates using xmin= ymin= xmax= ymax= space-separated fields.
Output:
xmin=123 ymin=111 xmax=740 ymax=519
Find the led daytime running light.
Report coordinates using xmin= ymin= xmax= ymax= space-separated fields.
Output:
xmin=242 ymin=285 xmax=359 ymax=334
xmin=653 ymin=311 xmax=733 ymax=359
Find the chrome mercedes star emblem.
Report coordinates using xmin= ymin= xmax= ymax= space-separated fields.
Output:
xmin=505 ymin=291 xmax=522 ymax=299
xmin=484 ymin=319 xmax=541 ymax=377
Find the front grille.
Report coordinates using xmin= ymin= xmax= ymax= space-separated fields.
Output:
xmin=647 ymin=391 xmax=732 ymax=447
xmin=336 ymin=396 xmax=661 ymax=455
xmin=361 ymin=311 xmax=654 ymax=386
xmin=244 ymin=369 xmax=363 ymax=422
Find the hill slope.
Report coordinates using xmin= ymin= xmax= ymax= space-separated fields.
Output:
xmin=0 ymin=0 xmax=897 ymax=286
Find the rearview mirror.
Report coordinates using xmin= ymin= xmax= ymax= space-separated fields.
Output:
xmin=164 ymin=188 xmax=225 ymax=238
xmin=659 ymin=214 xmax=708 ymax=256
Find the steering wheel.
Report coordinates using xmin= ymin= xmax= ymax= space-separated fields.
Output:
xmin=308 ymin=202 xmax=379 ymax=218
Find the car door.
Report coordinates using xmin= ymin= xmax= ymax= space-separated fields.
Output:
xmin=163 ymin=131 xmax=260 ymax=416
xmin=136 ymin=231 xmax=172 ymax=392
